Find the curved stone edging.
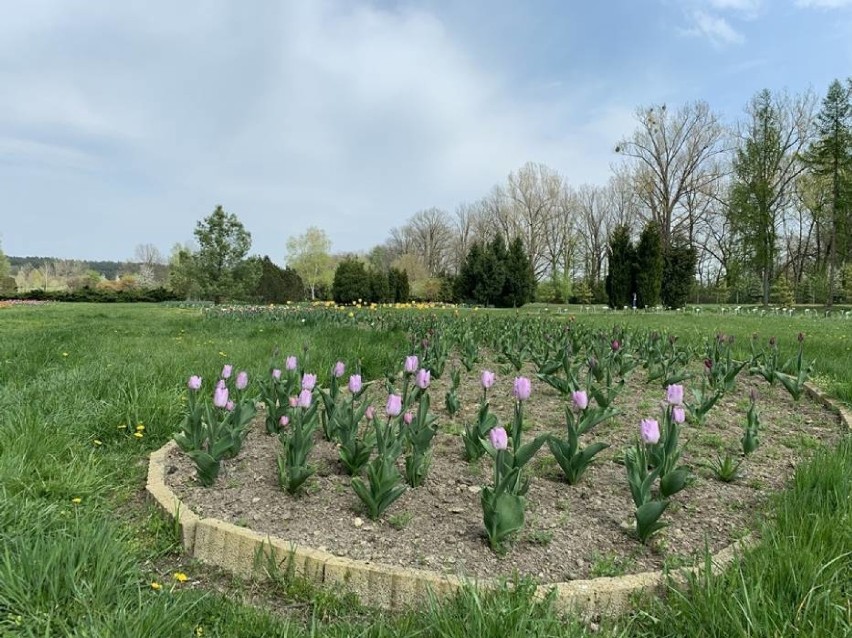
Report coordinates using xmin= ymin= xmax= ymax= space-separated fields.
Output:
xmin=146 ymin=381 xmax=850 ymax=617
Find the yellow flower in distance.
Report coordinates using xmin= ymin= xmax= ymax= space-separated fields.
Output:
xmin=71 ymin=497 xmax=82 ymax=504
xmin=151 ymin=581 xmax=162 ymax=590
xmin=174 ymin=572 xmax=188 ymax=583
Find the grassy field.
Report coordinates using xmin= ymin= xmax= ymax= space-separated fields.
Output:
xmin=0 ymin=303 xmax=849 ymax=637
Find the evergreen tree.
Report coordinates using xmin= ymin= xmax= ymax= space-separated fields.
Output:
xmin=605 ymin=225 xmax=635 ymax=308
xmin=332 ymin=257 xmax=370 ymax=304
xmin=368 ymin=269 xmax=390 ymax=303
xmin=634 ymin=222 xmax=664 ymax=308
xmin=193 ymin=205 xmax=257 ymax=303
xmin=388 ymin=267 xmax=410 ymax=303
xmin=803 ymin=79 xmax=852 ymax=307
xmin=661 ymin=237 xmax=697 ymax=309
xmin=254 ymin=256 xmax=304 ymax=303
xmin=502 ymin=236 xmax=535 ymax=307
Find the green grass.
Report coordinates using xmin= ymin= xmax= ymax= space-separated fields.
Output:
xmin=0 ymin=303 xmax=849 ymax=637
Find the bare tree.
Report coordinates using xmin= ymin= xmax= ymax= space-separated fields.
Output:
xmin=407 ymin=207 xmax=454 ymax=277
xmin=506 ymin=161 xmax=565 ymax=280
xmin=616 ymin=101 xmax=727 ymax=247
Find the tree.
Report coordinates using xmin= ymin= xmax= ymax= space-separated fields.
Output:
xmin=605 ymin=225 xmax=635 ymax=308
xmin=616 ymin=101 xmax=725 ymax=248
xmin=661 ymin=237 xmax=697 ymax=309
xmin=0 ymin=241 xmax=10 ymax=279
xmin=168 ymin=243 xmax=197 ymax=299
xmin=387 ymin=267 xmax=410 ymax=303
xmin=803 ymin=79 xmax=852 ymax=307
xmin=634 ymin=222 xmax=664 ymax=308
xmin=193 ymin=206 xmax=257 ymax=303
xmin=728 ymin=89 xmax=814 ymax=305
xmin=254 ymin=256 xmax=304 ymax=303
xmin=502 ymin=236 xmax=535 ymax=307
xmin=285 ymin=227 xmax=334 ymax=300
xmin=133 ymin=243 xmax=166 ymax=288
xmin=332 ymin=257 xmax=370 ymax=304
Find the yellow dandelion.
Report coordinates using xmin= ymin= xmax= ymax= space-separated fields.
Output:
xmin=195 ymin=626 xmax=204 ymax=637
xmin=218 ymin=351 xmax=227 ymax=357
xmin=174 ymin=572 xmax=188 ymax=583
xmin=93 ymin=439 xmax=102 ymax=446
xmin=151 ymin=581 xmax=162 ymax=590
xmin=134 ymin=432 xmax=144 ymax=439
xmin=135 ymin=423 xmax=145 ymax=431
xmin=117 ymin=424 xmax=126 ymax=429
xmin=71 ymin=497 xmax=82 ymax=504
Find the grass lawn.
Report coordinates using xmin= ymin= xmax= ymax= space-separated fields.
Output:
xmin=0 ymin=303 xmax=849 ymax=637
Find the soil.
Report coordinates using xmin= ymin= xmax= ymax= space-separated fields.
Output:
xmin=165 ymin=359 xmax=844 ymax=584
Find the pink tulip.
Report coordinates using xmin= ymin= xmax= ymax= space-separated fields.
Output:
xmin=365 ymin=405 xmax=376 ymax=421
xmin=513 ymin=377 xmax=532 ymax=401
xmin=415 ymin=368 xmax=431 ymax=390
xmin=301 ymin=373 xmax=317 ymax=391
xmin=386 ymin=394 xmax=402 ymax=417
xmin=572 ymin=390 xmax=589 ymax=411
xmin=348 ymin=374 xmax=362 ymax=394
xmin=236 ymin=371 xmax=248 ymax=390
xmin=640 ymin=418 xmax=660 ymax=444
xmin=285 ymin=356 xmax=297 ymax=370
xmin=404 ymin=355 xmax=419 ymax=374
xmin=481 ymin=370 xmax=495 ymax=389
xmin=216 ymin=379 xmax=226 ymax=390
xmin=272 ymin=369 xmax=282 ymax=380
xmin=225 ymin=400 xmax=235 ymax=412
xmin=279 ymin=415 xmax=289 ymax=428
xmin=289 ymin=396 xmax=299 ymax=408
xmin=333 ymin=361 xmax=345 ymax=378
xmin=298 ymin=389 xmax=312 ymax=408
xmin=611 ymin=339 xmax=620 ymax=352
xmin=221 ymin=364 xmax=233 ymax=379
xmin=403 ymin=411 xmax=414 ymax=425
xmin=213 ymin=385 xmax=229 ymax=409
xmin=489 ymin=426 xmax=508 ymax=451
xmin=187 ymin=375 xmax=202 ymax=391
xmin=672 ymin=406 xmax=686 ymax=424
xmin=666 ymin=384 xmax=684 ymax=406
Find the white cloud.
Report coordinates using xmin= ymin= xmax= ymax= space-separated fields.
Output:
xmin=683 ymin=10 xmax=746 ymax=45
xmin=0 ymin=0 xmax=629 ymax=259
xmin=707 ymin=0 xmax=763 ymax=13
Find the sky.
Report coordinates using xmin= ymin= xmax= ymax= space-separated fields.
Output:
xmin=1 ymin=0 xmax=851 ymax=263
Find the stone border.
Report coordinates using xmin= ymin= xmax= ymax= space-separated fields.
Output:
xmin=147 ymin=382 xmax=850 ymax=617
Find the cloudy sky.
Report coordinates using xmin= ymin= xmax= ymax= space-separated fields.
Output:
xmin=1 ymin=0 xmax=851 ymax=262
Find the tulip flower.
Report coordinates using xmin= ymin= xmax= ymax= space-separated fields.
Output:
xmin=481 ymin=370 xmax=495 ymax=389
xmin=289 ymin=396 xmax=299 ymax=408
xmin=611 ymin=339 xmax=620 ymax=352
xmin=272 ymin=368 xmax=282 ymax=380
xmin=279 ymin=415 xmax=289 ymax=428
xmin=236 ymin=371 xmax=248 ymax=390
xmin=403 ymin=411 xmax=414 ymax=425
xmin=672 ymin=406 xmax=686 ymax=424
xmin=386 ymin=394 xmax=403 ymax=417
xmin=225 ymin=400 xmax=235 ymax=412
xmin=213 ymin=385 xmax=229 ymax=409
xmin=297 ymin=389 xmax=312 ymax=408
xmin=415 ymin=368 xmax=431 ymax=390
xmin=365 ymin=405 xmax=376 ymax=421
xmin=489 ymin=426 xmax=508 ymax=451
xmin=513 ymin=377 xmax=532 ymax=401
xmin=301 ymin=373 xmax=317 ymax=391
xmin=640 ymin=418 xmax=660 ymax=444
xmin=404 ymin=355 xmax=419 ymax=374
xmin=571 ymin=390 xmax=589 ymax=411
xmin=285 ymin=356 xmax=298 ymax=370
xmin=333 ymin=361 xmax=345 ymax=378
xmin=348 ymin=374 xmax=362 ymax=394
xmin=187 ymin=375 xmax=202 ymax=391
xmin=221 ymin=364 xmax=233 ymax=379
xmin=666 ymin=384 xmax=684 ymax=406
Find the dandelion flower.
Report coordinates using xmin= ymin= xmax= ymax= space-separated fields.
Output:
xmin=173 ymin=572 xmax=188 ymax=583
xmin=151 ymin=581 xmax=162 ymax=590
xmin=71 ymin=497 xmax=82 ymax=504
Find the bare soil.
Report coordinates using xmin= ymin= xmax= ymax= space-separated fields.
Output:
xmin=165 ymin=361 xmax=843 ymax=583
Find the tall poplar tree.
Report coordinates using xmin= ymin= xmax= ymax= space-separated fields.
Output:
xmin=728 ymin=89 xmax=813 ymax=306
xmin=605 ymin=225 xmax=635 ymax=308
xmin=803 ymin=79 xmax=852 ymax=307
xmin=634 ymin=222 xmax=664 ymax=308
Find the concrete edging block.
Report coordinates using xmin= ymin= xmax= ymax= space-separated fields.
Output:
xmin=146 ymin=383 xmax=848 ymax=617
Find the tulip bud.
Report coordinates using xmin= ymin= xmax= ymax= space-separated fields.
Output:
xmin=513 ymin=377 xmax=532 ymax=401
xmin=348 ymin=374 xmax=362 ymax=394
xmin=221 ymin=364 xmax=233 ymax=379
xmin=640 ymin=418 xmax=660 ymax=444
xmin=236 ymin=371 xmax=248 ymax=390
xmin=489 ymin=426 xmax=508 ymax=450
xmin=187 ymin=375 xmax=202 ymax=391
